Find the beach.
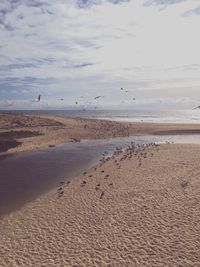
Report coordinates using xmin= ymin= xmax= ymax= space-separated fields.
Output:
xmin=1 ymin=111 xmax=200 ymax=157
xmin=1 ymin=143 xmax=200 ymax=266
xmin=1 ymin=113 xmax=200 ymax=266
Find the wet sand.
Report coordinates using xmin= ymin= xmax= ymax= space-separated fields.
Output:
xmin=1 ymin=143 xmax=200 ymax=266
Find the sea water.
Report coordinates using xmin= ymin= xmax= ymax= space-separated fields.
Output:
xmin=13 ymin=109 xmax=200 ymax=124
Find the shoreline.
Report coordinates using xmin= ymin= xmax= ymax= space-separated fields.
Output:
xmin=1 ymin=112 xmax=200 ymax=158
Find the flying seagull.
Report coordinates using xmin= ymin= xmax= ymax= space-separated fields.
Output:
xmin=94 ymin=96 xmax=104 ymax=100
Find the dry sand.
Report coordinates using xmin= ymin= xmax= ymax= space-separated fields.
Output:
xmin=1 ymin=143 xmax=200 ymax=266
xmin=1 ymin=111 xmax=200 ymax=157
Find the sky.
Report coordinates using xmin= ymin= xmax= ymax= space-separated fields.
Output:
xmin=0 ymin=0 xmax=200 ymax=109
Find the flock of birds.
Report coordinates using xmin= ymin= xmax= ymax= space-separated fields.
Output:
xmin=33 ymin=88 xmax=136 ymax=109
xmin=55 ymin=142 xmax=161 ymax=200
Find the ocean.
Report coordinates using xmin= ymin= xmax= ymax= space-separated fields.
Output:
xmin=13 ymin=109 xmax=200 ymax=124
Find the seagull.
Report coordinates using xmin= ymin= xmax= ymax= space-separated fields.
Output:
xmin=100 ymin=191 xmax=105 ymax=199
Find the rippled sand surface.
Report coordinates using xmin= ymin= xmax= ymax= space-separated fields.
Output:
xmin=1 ymin=144 xmax=200 ymax=266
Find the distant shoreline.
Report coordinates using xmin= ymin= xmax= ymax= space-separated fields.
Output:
xmin=1 ymin=111 xmax=200 ymax=157
xmin=1 ymin=108 xmax=200 ymax=124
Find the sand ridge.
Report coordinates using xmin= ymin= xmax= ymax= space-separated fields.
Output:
xmin=0 ymin=143 xmax=200 ymax=266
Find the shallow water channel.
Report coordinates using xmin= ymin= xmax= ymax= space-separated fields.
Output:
xmin=0 ymin=134 xmax=200 ymax=215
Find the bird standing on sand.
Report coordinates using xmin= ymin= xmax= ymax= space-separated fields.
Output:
xmin=38 ymin=94 xmax=41 ymax=102
xmin=100 ymin=191 xmax=104 ymax=199
xmin=81 ymin=180 xmax=87 ymax=187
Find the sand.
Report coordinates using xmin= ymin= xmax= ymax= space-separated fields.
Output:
xmin=1 ymin=111 xmax=200 ymax=157
xmin=1 ymin=143 xmax=200 ymax=266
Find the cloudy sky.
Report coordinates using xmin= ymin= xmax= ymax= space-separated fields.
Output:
xmin=0 ymin=0 xmax=200 ymax=109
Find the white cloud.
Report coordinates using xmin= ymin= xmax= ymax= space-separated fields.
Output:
xmin=0 ymin=0 xmax=200 ymax=108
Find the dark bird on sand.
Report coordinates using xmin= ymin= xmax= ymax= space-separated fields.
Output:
xmin=38 ymin=94 xmax=41 ymax=101
xmin=49 ymin=144 xmax=55 ymax=148
xmin=57 ymin=187 xmax=63 ymax=191
xmin=181 ymin=180 xmax=189 ymax=188
xmin=81 ymin=181 xmax=86 ymax=187
xmin=100 ymin=191 xmax=105 ymax=199
xmin=95 ymin=184 xmax=100 ymax=191
xmin=58 ymin=191 xmax=64 ymax=197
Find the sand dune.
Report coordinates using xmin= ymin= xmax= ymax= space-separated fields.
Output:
xmin=1 ymin=143 xmax=200 ymax=266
